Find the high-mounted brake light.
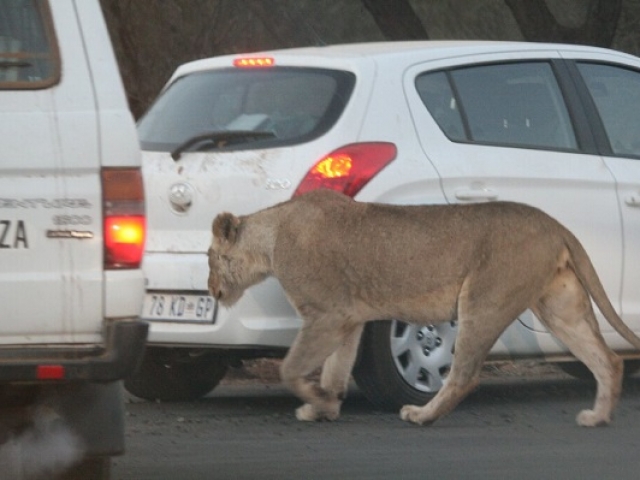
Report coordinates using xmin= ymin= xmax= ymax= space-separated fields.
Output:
xmin=102 ymin=168 xmax=146 ymax=269
xmin=233 ymin=57 xmax=275 ymax=68
xmin=293 ymin=142 xmax=397 ymax=198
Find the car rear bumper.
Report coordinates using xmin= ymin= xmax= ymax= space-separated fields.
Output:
xmin=145 ymin=278 xmax=301 ymax=348
xmin=143 ymin=252 xmax=300 ymax=348
xmin=0 ymin=320 xmax=149 ymax=382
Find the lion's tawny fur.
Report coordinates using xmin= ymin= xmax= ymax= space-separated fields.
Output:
xmin=208 ymin=189 xmax=640 ymax=427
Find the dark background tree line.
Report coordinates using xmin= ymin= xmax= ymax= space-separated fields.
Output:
xmin=98 ymin=0 xmax=640 ymax=119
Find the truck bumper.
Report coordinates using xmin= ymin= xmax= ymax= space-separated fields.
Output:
xmin=0 ymin=320 xmax=149 ymax=382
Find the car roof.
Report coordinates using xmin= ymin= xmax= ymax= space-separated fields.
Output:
xmin=171 ymin=40 xmax=637 ymax=81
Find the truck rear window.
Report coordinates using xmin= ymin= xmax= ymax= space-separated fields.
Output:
xmin=0 ymin=0 xmax=60 ymax=89
xmin=137 ymin=67 xmax=355 ymax=152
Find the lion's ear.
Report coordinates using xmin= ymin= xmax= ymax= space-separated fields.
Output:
xmin=212 ymin=213 xmax=241 ymax=245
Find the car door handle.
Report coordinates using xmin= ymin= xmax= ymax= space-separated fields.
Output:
xmin=454 ymin=188 xmax=498 ymax=202
xmin=625 ymin=194 xmax=640 ymax=207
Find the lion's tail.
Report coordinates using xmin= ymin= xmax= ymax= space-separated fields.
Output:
xmin=564 ymin=231 xmax=640 ymax=350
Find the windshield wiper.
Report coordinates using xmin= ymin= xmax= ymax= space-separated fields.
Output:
xmin=171 ymin=130 xmax=276 ymax=160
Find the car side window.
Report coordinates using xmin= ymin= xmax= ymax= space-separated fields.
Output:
xmin=415 ymin=71 xmax=466 ymax=142
xmin=417 ymin=62 xmax=577 ymax=151
xmin=0 ymin=0 xmax=59 ymax=89
xmin=577 ymin=63 xmax=640 ymax=158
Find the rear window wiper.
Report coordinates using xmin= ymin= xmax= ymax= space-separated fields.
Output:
xmin=171 ymin=130 xmax=276 ymax=160
xmin=0 ymin=60 xmax=31 ymax=68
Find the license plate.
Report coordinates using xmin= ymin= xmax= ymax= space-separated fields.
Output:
xmin=142 ymin=292 xmax=216 ymax=323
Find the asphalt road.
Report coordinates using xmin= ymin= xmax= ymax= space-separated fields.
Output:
xmin=112 ymin=367 xmax=640 ymax=480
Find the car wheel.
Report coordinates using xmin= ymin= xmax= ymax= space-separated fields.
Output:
xmin=352 ymin=319 xmax=457 ymax=411
xmin=125 ymin=348 xmax=229 ymax=401
xmin=556 ymin=359 xmax=640 ymax=380
xmin=57 ymin=457 xmax=110 ymax=480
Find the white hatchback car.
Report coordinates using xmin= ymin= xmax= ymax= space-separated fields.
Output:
xmin=129 ymin=41 xmax=640 ymax=409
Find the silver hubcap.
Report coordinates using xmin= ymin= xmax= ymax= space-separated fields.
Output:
xmin=390 ymin=320 xmax=457 ymax=393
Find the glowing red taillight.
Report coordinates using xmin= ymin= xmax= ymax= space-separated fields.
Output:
xmin=102 ymin=168 xmax=146 ymax=269
xmin=294 ymin=142 xmax=397 ymax=198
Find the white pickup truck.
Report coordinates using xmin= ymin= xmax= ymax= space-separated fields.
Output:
xmin=0 ymin=1 xmax=147 ymax=478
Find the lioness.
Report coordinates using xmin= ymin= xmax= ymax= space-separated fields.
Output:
xmin=208 ymin=189 xmax=640 ymax=427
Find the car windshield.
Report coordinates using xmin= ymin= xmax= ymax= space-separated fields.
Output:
xmin=138 ymin=67 xmax=355 ymax=152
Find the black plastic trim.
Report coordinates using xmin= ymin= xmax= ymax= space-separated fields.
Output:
xmin=0 ymin=320 xmax=149 ymax=382
xmin=562 ymin=60 xmax=614 ymax=156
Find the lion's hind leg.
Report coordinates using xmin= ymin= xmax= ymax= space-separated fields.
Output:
xmin=400 ymin=314 xmax=510 ymax=426
xmin=533 ymin=268 xmax=623 ymax=427
xmin=401 ymin=271 xmax=535 ymax=426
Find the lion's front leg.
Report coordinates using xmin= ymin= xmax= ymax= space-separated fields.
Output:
xmin=280 ymin=318 xmax=358 ymax=421
xmin=295 ymin=403 xmax=330 ymax=422
xmin=285 ymin=380 xmax=341 ymax=422
xmin=320 ymin=324 xmax=363 ymax=398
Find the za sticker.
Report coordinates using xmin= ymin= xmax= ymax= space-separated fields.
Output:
xmin=0 ymin=220 xmax=28 ymax=249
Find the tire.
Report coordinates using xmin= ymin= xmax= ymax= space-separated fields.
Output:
xmin=55 ymin=457 xmax=110 ymax=480
xmin=353 ymin=319 xmax=457 ymax=411
xmin=125 ymin=347 xmax=229 ymax=401
xmin=556 ymin=359 xmax=640 ymax=380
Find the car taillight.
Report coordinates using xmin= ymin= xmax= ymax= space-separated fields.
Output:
xmin=102 ymin=168 xmax=146 ymax=269
xmin=293 ymin=142 xmax=397 ymax=198
xmin=233 ymin=57 xmax=275 ymax=68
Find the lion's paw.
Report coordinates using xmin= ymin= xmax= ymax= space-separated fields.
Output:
xmin=400 ymin=405 xmax=424 ymax=425
xmin=296 ymin=404 xmax=319 ymax=421
xmin=295 ymin=403 xmax=340 ymax=422
xmin=576 ymin=409 xmax=609 ymax=427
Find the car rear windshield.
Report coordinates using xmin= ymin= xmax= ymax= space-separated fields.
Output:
xmin=0 ymin=0 xmax=60 ymax=89
xmin=138 ymin=67 xmax=356 ymax=153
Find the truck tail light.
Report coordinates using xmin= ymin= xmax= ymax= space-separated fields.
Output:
xmin=102 ymin=168 xmax=146 ymax=269
xmin=293 ymin=142 xmax=397 ymax=198
xmin=37 ymin=365 xmax=65 ymax=380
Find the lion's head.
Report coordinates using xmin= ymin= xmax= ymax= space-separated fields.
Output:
xmin=208 ymin=212 xmax=272 ymax=307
